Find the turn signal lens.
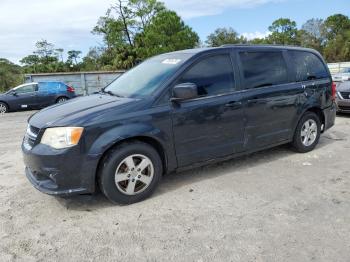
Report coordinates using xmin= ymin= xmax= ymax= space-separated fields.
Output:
xmin=41 ymin=127 xmax=84 ymax=149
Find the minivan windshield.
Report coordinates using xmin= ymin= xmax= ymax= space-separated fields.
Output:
xmin=104 ymin=53 xmax=192 ymax=98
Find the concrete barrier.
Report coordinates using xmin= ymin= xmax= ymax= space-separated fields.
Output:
xmin=328 ymin=62 xmax=350 ymax=75
xmin=25 ymin=71 xmax=125 ymax=95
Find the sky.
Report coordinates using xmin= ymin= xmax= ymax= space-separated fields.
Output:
xmin=0 ymin=0 xmax=349 ymax=64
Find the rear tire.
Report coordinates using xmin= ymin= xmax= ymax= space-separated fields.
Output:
xmin=292 ymin=112 xmax=321 ymax=153
xmin=0 ymin=102 xmax=8 ymax=113
xmin=56 ymin=97 xmax=68 ymax=103
xmin=98 ymin=141 xmax=163 ymax=204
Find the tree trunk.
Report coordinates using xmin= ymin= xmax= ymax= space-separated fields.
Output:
xmin=118 ymin=0 xmax=133 ymax=47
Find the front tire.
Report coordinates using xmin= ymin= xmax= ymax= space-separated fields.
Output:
xmin=98 ymin=141 xmax=163 ymax=204
xmin=0 ymin=102 xmax=8 ymax=114
xmin=292 ymin=112 xmax=321 ymax=153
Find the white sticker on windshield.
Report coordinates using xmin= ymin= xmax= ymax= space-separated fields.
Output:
xmin=162 ymin=59 xmax=181 ymax=65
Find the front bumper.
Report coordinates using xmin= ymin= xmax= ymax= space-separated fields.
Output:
xmin=22 ymin=142 xmax=100 ymax=196
xmin=25 ymin=167 xmax=88 ymax=195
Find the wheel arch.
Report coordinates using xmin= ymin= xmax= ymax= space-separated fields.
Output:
xmin=94 ymin=135 xmax=168 ymax=189
xmin=306 ymin=107 xmax=325 ymax=131
xmin=55 ymin=96 xmax=69 ymax=103
xmin=0 ymin=101 xmax=10 ymax=111
xmin=295 ymin=106 xmax=325 ymax=133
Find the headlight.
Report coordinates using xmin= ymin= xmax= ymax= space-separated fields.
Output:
xmin=40 ymin=127 xmax=84 ymax=149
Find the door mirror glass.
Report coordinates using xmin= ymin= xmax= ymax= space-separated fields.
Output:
xmin=172 ymin=82 xmax=198 ymax=101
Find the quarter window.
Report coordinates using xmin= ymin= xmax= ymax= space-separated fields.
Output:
xmin=176 ymin=54 xmax=235 ymax=97
xmin=239 ymin=51 xmax=288 ymax=89
xmin=289 ymin=51 xmax=329 ymax=82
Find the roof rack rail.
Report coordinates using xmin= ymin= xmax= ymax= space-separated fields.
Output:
xmin=220 ymin=44 xmax=251 ymax=47
xmin=220 ymin=44 xmax=300 ymax=48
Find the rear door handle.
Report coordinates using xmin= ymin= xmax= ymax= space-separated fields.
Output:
xmin=225 ymin=101 xmax=242 ymax=108
xmin=302 ymin=83 xmax=316 ymax=89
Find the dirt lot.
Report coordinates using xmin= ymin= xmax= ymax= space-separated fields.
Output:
xmin=0 ymin=111 xmax=349 ymax=262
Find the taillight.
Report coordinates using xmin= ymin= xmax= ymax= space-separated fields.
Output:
xmin=331 ymin=82 xmax=336 ymax=100
xmin=67 ymin=86 xmax=75 ymax=93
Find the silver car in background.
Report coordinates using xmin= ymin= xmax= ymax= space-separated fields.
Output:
xmin=336 ymin=81 xmax=350 ymax=113
xmin=333 ymin=67 xmax=350 ymax=82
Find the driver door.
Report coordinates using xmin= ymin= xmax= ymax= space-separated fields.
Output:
xmin=13 ymin=84 xmax=38 ymax=110
xmin=171 ymin=53 xmax=245 ymax=167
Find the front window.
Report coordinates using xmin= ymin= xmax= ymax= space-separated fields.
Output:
xmin=13 ymin=84 xmax=37 ymax=94
xmin=175 ymin=54 xmax=235 ymax=96
xmin=105 ymin=53 xmax=192 ymax=98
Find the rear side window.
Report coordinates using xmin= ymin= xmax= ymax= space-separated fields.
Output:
xmin=39 ymin=82 xmax=61 ymax=92
xmin=289 ymin=51 xmax=329 ymax=82
xmin=239 ymin=51 xmax=288 ymax=89
xmin=58 ymin=82 xmax=67 ymax=89
xmin=177 ymin=54 xmax=235 ymax=96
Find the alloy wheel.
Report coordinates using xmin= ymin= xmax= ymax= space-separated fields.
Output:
xmin=114 ymin=154 xmax=154 ymax=195
xmin=301 ymin=119 xmax=318 ymax=146
xmin=57 ymin=97 xmax=67 ymax=103
xmin=0 ymin=103 xmax=7 ymax=114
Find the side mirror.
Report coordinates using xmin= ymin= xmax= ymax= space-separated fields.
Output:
xmin=12 ymin=91 xmax=17 ymax=96
xmin=171 ymin=83 xmax=198 ymax=102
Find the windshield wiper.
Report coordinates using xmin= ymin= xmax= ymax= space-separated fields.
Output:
xmin=101 ymin=89 xmax=124 ymax=98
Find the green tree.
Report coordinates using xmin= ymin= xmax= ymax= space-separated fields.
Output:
xmin=67 ymin=50 xmax=82 ymax=65
xmin=268 ymin=18 xmax=299 ymax=45
xmin=20 ymin=40 xmax=66 ymax=73
xmin=92 ymin=0 xmax=166 ymax=68
xmin=81 ymin=47 xmax=104 ymax=71
xmin=324 ymin=14 xmax=350 ymax=40
xmin=248 ymin=37 xmax=270 ymax=44
xmin=298 ymin=18 xmax=325 ymax=53
xmin=323 ymin=14 xmax=350 ymax=62
xmin=34 ymin=40 xmax=55 ymax=64
xmin=206 ymin=27 xmax=246 ymax=47
xmin=139 ymin=10 xmax=199 ymax=58
xmin=302 ymin=18 xmax=325 ymax=39
xmin=20 ymin=55 xmax=40 ymax=73
xmin=55 ymin=48 xmax=64 ymax=62
xmin=0 ymin=59 xmax=22 ymax=92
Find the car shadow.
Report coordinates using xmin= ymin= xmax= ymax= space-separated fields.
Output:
xmin=336 ymin=112 xmax=350 ymax=118
xmin=155 ymin=136 xmax=338 ymax=197
xmin=2 ymin=110 xmax=38 ymax=115
xmin=57 ymin=136 xmax=337 ymax=210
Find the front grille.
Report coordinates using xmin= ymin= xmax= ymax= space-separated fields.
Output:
xmin=340 ymin=92 xmax=350 ymax=99
xmin=23 ymin=125 xmax=40 ymax=150
xmin=338 ymin=105 xmax=350 ymax=111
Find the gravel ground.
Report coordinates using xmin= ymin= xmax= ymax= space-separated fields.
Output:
xmin=0 ymin=110 xmax=349 ymax=262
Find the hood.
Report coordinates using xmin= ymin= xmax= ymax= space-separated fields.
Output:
xmin=29 ymin=94 xmax=140 ymax=128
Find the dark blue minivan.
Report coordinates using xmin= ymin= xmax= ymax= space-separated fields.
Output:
xmin=22 ymin=46 xmax=336 ymax=204
xmin=0 ymin=81 xmax=76 ymax=113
